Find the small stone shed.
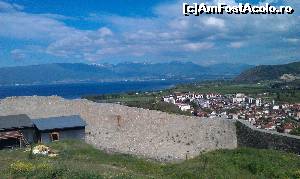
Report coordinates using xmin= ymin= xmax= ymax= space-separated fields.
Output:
xmin=0 ymin=114 xmax=35 ymax=149
xmin=33 ymin=115 xmax=86 ymax=143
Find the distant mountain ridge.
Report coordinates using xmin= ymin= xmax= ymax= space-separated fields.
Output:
xmin=0 ymin=62 xmax=252 ymax=86
xmin=234 ymin=61 xmax=300 ymax=83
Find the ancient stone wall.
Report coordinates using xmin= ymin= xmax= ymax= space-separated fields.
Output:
xmin=236 ymin=119 xmax=300 ymax=154
xmin=0 ymin=96 xmax=237 ymax=161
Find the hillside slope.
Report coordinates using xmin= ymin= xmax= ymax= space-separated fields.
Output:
xmin=235 ymin=61 xmax=300 ymax=83
xmin=1 ymin=140 xmax=300 ymax=178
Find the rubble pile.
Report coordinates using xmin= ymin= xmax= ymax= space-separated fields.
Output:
xmin=32 ymin=145 xmax=58 ymax=157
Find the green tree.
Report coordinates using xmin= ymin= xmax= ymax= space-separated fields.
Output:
xmin=290 ymin=127 xmax=300 ymax=136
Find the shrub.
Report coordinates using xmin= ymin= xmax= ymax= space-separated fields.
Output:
xmin=9 ymin=160 xmax=54 ymax=177
xmin=293 ymin=170 xmax=300 ymax=179
xmin=9 ymin=160 xmax=34 ymax=174
xmin=290 ymin=127 xmax=300 ymax=136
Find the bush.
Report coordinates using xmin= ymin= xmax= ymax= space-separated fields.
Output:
xmin=293 ymin=170 xmax=300 ymax=178
xmin=9 ymin=160 xmax=105 ymax=178
xmin=290 ymin=127 xmax=300 ymax=136
xmin=9 ymin=161 xmax=34 ymax=174
xmin=9 ymin=161 xmax=56 ymax=177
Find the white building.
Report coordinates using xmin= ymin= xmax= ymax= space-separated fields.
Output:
xmin=248 ymin=97 xmax=255 ymax=104
xmin=273 ymin=105 xmax=280 ymax=110
xmin=177 ymin=104 xmax=191 ymax=111
xmin=297 ymin=112 xmax=300 ymax=120
xmin=233 ymin=93 xmax=246 ymax=103
xmin=256 ymin=98 xmax=262 ymax=107
xmin=176 ymin=95 xmax=186 ymax=102
xmin=195 ymin=94 xmax=204 ymax=99
xmin=163 ymin=96 xmax=175 ymax=104
xmin=195 ymin=99 xmax=210 ymax=108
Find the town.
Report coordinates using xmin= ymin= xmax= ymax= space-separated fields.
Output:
xmin=162 ymin=92 xmax=300 ymax=135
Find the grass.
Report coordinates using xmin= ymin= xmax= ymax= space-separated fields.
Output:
xmin=1 ymin=140 xmax=300 ymax=178
xmin=171 ymin=82 xmax=269 ymax=95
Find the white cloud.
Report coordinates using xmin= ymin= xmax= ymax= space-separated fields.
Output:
xmin=10 ymin=49 xmax=26 ymax=60
xmin=0 ymin=0 xmax=299 ymax=64
xmin=46 ymin=34 xmax=94 ymax=57
xmin=284 ymin=38 xmax=299 ymax=43
xmin=98 ymin=27 xmax=113 ymax=37
xmin=228 ymin=41 xmax=246 ymax=48
xmin=183 ymin=42 xmax=214 ymax=51
xmin=0 ymin=12 xmax=82 ymax=40
xmin=0 ymin=1 xmax=23 ymax=12
xmin=203 ymin=17 xmax=225 ymax=29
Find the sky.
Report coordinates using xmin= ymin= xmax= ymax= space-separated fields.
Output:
xmin=0 ymin=0 xmax=299 ymax=67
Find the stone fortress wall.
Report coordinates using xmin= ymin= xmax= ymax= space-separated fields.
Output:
xmin=0 ymin=96 xmax=237 ymax=161
xmin=0 ymin=96 xmax=299 ymax=161
xmin=236 ymin=119 xmax=300 ymax=155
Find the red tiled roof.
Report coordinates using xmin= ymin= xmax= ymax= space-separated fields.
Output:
xmin=283 ymin=123 xmax=294 ymax=130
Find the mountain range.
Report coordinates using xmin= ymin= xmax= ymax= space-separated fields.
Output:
xmin=0 ymin=62 xmax=252 ymax=86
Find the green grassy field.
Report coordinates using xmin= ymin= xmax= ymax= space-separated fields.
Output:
xmin=1 ymin=140 xmax=300 ymax=178
xmin=172 ymin=82 xmax=268 ymax=94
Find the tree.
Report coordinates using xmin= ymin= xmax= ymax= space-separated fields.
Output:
xmin=290 ymin=127 xmax=300 ymax=136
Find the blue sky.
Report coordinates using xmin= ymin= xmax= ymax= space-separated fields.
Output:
xmin=0 ymin=0 xmax=299 ymax=67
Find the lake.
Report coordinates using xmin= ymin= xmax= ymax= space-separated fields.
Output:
xmin=0 ymin=80 xmax=189 ymax=99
